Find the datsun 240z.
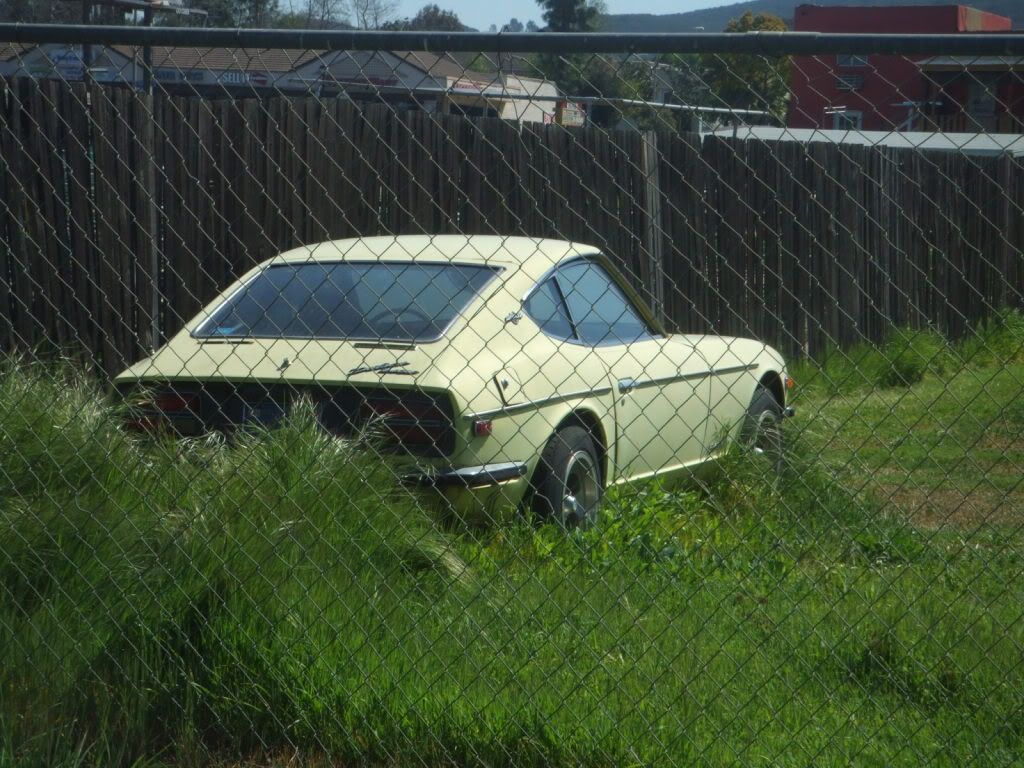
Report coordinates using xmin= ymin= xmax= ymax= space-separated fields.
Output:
xmin=116 ymin=236 xmax=793 ymax=526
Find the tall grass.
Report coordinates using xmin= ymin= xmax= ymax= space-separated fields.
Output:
xmin=788 ymin=308 xmax=1024 ymax=396
xmin=2 ymin=357 xmax=1023 ymax=766
xmin=0 ymin=359 xmax=463 ymax=766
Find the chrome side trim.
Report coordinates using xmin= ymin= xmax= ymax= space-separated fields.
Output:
xmin=466 ymin=385 xmax=614 ymax=420
xmin=629 ymin=363 xmax=759 ymax=391
xmin=711 ymin=363 xmax=760 ymax=377
xmin=630 ymin=370 xmax=710 ymax=390
xmin=464 ymin=364 xmax=758 ymax=420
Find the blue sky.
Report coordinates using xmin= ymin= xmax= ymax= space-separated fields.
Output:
xmin=393 ymin=0 xmax=721 ymax=32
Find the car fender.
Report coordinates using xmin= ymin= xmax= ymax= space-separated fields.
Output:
xmin=451 ymin=392 xmax=616 ymax=483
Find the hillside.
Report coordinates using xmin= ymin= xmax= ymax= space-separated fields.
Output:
xmin=602 ymin=0 xmax=1020 ymax=33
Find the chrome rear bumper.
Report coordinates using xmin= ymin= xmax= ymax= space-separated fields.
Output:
xmin=406 ymin=461 xmax=528 ymax=488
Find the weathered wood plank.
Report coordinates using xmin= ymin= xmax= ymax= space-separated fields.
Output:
xmin=4 ymin=78 xmax=1024 ymax=368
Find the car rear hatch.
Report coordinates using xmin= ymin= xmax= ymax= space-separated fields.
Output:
xmin=114 ymin=255 xmax=508 ymax=457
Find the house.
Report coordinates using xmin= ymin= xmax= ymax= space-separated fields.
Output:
xmin=0 ymin=43 xmax=329 ymax=92
xmin=788 ymin=4 xmax=1012 ymax=131
xmin=139 ymin=46 xmax=324 ymax=95
xmin=287 ymin=50 xmax=559 ymax=121
xmin=0 ymin=42 xmax=136 ymax=86
xmin=0 ymin=43 xmax=562 ymax=124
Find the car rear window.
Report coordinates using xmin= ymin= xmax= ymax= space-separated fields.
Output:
xmin=194 ymin=261 xmax=499 ymax=342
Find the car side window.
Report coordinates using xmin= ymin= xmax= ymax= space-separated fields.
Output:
xmin=555 ymin=261 xmax=653 ymax=346
xmin=523 ymin=277 xmax=575 ymax=339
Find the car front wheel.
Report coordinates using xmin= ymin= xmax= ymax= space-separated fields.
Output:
xmin=532 ymin=425 xmax=603 ymax=528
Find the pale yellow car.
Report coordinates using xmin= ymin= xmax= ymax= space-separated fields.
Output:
xmin=115 ymin=235 xmax=793 ymax=526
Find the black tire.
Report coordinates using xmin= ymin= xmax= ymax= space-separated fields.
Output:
xmin=741 ymin=385 xmax=785 ymax=474
xmin=531 ymin=426 xmax=603 ymax=528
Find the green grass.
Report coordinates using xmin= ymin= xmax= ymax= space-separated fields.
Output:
xmin=798 ymin=364 xmax=1024 ymax=497
xmin=1 ymin=352 xmax=1023 ymax=767
xmin=788 ymin=311 xmax=1024 ymax=523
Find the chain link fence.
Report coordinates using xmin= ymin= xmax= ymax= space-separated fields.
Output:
xmin=1 ymin=24 xmax=1023 ymax=767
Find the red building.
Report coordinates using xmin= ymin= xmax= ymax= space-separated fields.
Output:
xmin=788 ymin=4 xmax=1012 ymax=131
xmin=918 ymin=55 xmax=1024 ymax=133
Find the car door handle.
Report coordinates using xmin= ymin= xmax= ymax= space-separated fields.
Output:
xmin=618 ymin=378 xmax=637 ymax=394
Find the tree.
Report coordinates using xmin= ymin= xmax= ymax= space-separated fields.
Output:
xmin=0 ymin=0 xmax=104 ymax=23
xmin=242 ymin=0 xmax=278 ymax=25
xmin=275 ymin=0 xmax=349 ymax=28
xmin=180 ymin=0 xmax=241 ymax=27
xmin=383 ymin=3 xmax=463 ymax=31
xmin=533 ymin=0 xmax=616 ymax=122
xmin=349 ymin=0 xmax=397 ymax=28
xmin=536 ymin=0 xmax=600 ymax=33
xmin=158 ymin=0 xmax=278 ymax=27
xmin=525 ymin=19 xmax=538 ymax=32
xmin=501 ymin=17 xmax=522 ymax=32
xmin=702 ymin=12 xmax=791 ymax=118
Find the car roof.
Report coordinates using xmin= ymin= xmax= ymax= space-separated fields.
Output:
xmin=270 ymin=235 xmax=599 ymax=274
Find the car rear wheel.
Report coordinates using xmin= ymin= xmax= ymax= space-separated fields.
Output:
xmin=532 ymin=426 xmax=603 ymax=528
xmin=742 ymin=385 xmax=785 ymax=474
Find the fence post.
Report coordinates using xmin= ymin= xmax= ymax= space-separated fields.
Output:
xmin=138 ymin=90 xmax=161 ymax=352
xmin=999 ymin=152 xmax=1011 ymax=312
xmin=641 ymin=130 xmax=665 ymax=325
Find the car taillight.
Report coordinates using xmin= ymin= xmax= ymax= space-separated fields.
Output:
xmin=153 ymin=392 xmax=199 ymax=413
xmin=125 ymin=390 xmax=199 ymax=433
xmin=360 ymin=396 xmax=450 ymax=448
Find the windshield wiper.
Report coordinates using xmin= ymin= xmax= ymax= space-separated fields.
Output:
xmin=348 ymin=361 xmax=418 ymax=376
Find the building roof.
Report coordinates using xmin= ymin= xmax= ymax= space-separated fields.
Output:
xmin=394 ymin=51 xmax=466 ymax=79
xmin=393 ymin=51 xmax=500 ymax=86
xmin=0 ymin=42 xmax=504 ymax=82
xmin=0 ymin=43 xmax=33 ymax=63
xmin=112 ymin=45 xmax=326 ymax=73
xmin=712 ymin=126 xmax=1024 ymax=157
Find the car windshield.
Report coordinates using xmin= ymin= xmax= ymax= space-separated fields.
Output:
xmin=194 ymin=261 xmax=499 ymax=342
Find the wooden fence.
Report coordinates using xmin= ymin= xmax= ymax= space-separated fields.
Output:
xmin=1 ymin=77 xmax=1022 ymax=374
